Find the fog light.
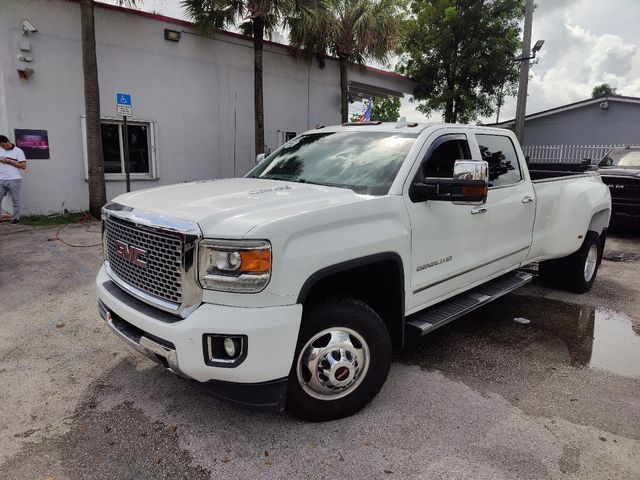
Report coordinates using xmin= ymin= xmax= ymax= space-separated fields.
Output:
xmin=203 ymin=334 xmax=247 ymax=366
xmin=224 ymin=337 xmax=236 ymax=357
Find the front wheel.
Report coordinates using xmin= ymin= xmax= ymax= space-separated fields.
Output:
xmin=286 ymin=296 xmax=392 ymax=422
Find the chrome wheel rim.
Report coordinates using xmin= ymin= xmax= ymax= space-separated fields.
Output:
xmin=296 ymin=327 xmax=370 ymax=401
xmin=584 ymin=244 xmax=598 ymax=282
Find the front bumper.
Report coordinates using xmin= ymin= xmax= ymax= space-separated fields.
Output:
xmin=96 ymin=265 xmax=302 ymax=410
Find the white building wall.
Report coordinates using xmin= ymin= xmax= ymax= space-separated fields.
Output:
xmin=0 ymin=0 xmax=414 ymax=215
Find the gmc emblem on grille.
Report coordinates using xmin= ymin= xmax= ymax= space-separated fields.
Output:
xmin=114 ymin=240 xmax=147 ymax=268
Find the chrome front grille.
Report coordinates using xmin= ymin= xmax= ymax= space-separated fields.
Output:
xmin=105 ymin=217 xmax=184 ymax=304
xmin=102 ymin=203 xmax=202 ymax=317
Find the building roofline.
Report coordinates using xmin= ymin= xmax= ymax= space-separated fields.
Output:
xmin=86 ymin=1 xmax=413 ymax=84
xmin=490 ymin=95 xmax=640 ymax=126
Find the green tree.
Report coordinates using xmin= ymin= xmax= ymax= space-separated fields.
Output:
xmin=81 ymin=0 xmax=139 ymax=218
xmin=288 ymin=0 xmax=403 ymax=123
xmin=398 ymin=0 xmax=523 ymax=123
xmin=182 ymin=0 xmax=292 ymax=157
xmin=350 ymin=96 xmax=401 ymax=122
xmin=371 ymin=96 xmax=401 ymax=121
xmin=591 ymin=83 xmax=617 ymax=98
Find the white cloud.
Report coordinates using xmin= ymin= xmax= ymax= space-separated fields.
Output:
xmin=535 ymin=0 xmax=583 ymax=17
xmin=568 ymin=24 xmax=636 ymax=78
xmin=530 ymin=21 xmax=636 ymax=107
xmin=495 ymin=6 xmax=640 ymax=123
xmin=399 ymin=96 xmax=434 ymax=123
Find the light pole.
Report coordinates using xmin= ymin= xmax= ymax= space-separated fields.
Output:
xmin=514 ymin=0 xmax=544 ymax=145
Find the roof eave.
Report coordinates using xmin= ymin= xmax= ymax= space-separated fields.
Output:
xmin=489 ymin=95 xmax=640 ymax=126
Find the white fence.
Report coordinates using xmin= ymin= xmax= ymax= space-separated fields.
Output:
xmin=523 ymin=144 xmax=623 ymax=164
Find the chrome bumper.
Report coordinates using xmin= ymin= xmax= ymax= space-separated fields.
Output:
xmin=98 ymin=299 xmax=187 ymax=378
xmin=97 ymin=298 xmax=289 ymax=411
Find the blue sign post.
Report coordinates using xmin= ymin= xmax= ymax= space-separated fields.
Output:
xmin=116 ymin=93 xmax=132 ymax=192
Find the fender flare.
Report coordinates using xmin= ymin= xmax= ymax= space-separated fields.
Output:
xmin=296 ymin=252 xmax=406 ymax=349
xmin=296 ymin=252 xmax=405 ymax=304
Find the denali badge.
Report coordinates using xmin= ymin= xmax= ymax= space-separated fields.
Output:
xmin=417 ymin=256 xmax=453 ymax=271
xmin=114 ymin=240 xmax=147 ymax=268
xmin=608 ymin=184 xmax=624 ymax=189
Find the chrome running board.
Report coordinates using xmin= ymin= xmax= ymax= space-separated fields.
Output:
xmin=406 ymin=271 xmax=532 ymax=335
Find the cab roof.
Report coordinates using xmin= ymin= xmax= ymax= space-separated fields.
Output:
xmin=305 ymin=121 xmax=511 ymax=136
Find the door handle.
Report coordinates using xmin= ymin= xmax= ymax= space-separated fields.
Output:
xmin=471 ymin=206 xmax=487 ymax=215
xmin=522 ymin=195 xmax=534 ymax=204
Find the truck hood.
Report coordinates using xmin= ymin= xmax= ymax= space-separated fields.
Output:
xmin=111 ymin=178 xmax=367 ymax=237
xmin=598 ymin=167 xmax=640 ymax=178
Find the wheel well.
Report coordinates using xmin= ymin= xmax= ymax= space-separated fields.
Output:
xmin=588 ymin=209 xmax=610 ymax=235
xmin=297 ymin=254 xmax=405 ymax=350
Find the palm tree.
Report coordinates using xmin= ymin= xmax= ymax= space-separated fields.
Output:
xmin=288 ymin=0 xmax=402 ymax=123
xmin=182 ymin=0 xmax=292 ymax=157
xmin=81 ymin=0 xmax=139 ymax=219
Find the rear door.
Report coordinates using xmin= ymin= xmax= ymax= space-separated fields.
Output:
xmin=475 ymin=133 xmax=535 ymax=277
xmin=405 ymin=131 xmax=489 ymax=313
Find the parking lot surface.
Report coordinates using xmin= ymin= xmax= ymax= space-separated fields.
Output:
xmin=1 ymin=222 xmax=639 ymax=479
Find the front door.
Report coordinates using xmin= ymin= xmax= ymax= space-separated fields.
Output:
xmin=406 ymin=131 xmax=489 ymax=314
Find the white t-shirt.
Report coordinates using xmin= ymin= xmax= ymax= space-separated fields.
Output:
xmin=0 ymin=145 xmax=26 ymax=180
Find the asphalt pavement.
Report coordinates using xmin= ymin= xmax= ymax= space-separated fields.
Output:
xmin=1 ymin=222 xmax=638 ymax=479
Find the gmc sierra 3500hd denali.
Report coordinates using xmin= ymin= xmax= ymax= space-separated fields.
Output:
xmin=96 ymin=121 xmax=612 ymax=421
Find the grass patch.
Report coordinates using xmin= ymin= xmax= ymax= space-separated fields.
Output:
xmin=20 ymin=212 xmax=97 ymax=227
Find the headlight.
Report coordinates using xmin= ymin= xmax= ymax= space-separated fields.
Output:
xmin=198 ymin=239 xmax=272 ymax=293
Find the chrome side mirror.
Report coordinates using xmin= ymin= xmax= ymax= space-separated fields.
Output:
xmin=452 ymin=160 xmax=488 ymax=205
xmin=411 ymin=160 xmax=488 ymax=205
xmin=255 ymin=153 xmax=265 ymax=165
xmin=453 ymin=160 xmax=488 ymax=181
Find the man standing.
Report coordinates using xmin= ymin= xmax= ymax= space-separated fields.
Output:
xmin=0 ymin=135 xmax=27 ymax=224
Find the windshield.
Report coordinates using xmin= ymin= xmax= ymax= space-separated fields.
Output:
xmin=247 ymin=131 xmax=418 ymax=195
xmin=598 ymin=148 xmax=640 ymax=168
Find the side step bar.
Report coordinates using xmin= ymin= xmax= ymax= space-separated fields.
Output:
xmin=406 ymin=271 xmax=532 ymax=335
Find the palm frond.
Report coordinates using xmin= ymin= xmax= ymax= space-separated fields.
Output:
xmin=288 ymin=0 xmax=402 ymax=64
xmin=181 ymin=0 xmax=246 ymax=36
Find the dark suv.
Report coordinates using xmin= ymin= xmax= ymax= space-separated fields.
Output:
xmin=597 ymin=146 xmax=640 ymax=227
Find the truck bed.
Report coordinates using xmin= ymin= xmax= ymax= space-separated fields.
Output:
xmin=526 ymin=171 xmax=610 ymax=263
xmin=528 ymin=162 xmax=597 ymax=181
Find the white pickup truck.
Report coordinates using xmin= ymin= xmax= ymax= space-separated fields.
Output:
xmin=96 ymin=122 xmax=611 ymax=421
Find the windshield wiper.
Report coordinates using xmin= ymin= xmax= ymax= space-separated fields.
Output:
xmin=255 ymin=175 xmax=359 ymax=192
xmin=257 ymin=174 xmax=299 ymax=181
xmin=298 ymin=179 xmax=355 ymax=190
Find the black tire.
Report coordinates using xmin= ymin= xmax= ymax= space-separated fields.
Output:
xmin=286 ymin=296 xmax=392 ymax=422
xmin=549 ymin=231 xmax=602 ymax=293
xmin=538 ymin=258 xmax=562 ymax=288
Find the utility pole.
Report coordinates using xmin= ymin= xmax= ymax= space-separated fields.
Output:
xmin=496 ymin=84 xmax=504 ymax=124
xmin=514 ymin=0 xmax=534 ymax=145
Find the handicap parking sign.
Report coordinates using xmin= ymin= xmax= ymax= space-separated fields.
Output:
xmin=116 ymin=93 xmax=132 ymax=117
xmin=117 ymin=93 xmax=131 ymax=106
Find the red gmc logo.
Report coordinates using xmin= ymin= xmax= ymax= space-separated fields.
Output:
xmin=114 ymin=240 xmax=147 ymax=268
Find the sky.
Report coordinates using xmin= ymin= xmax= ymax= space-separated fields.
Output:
xmin=105 ymin=0 xmax=640 ymax=123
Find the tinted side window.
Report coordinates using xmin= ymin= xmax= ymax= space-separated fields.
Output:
xmin=422 ymin=138 xmax=471 ymax=179
xmin=476 ymin=134 xmax=522 ymax=187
